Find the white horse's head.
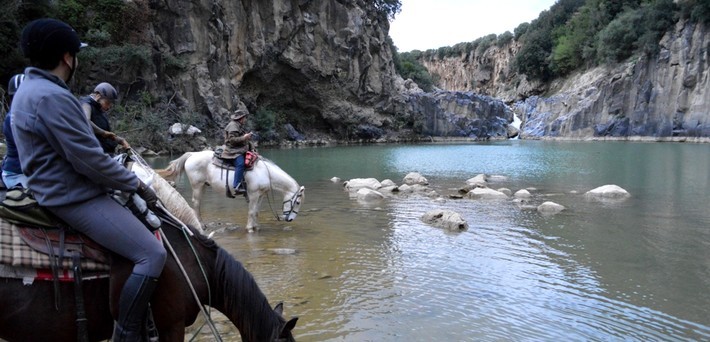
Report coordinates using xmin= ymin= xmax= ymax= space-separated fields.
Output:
xmin=282 ymin=186 xmax=305 ymax=222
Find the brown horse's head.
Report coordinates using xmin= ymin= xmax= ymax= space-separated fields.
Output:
xmin=273 ymin=302 xmax=298 ymax=342
xmin=214 ymin=247 xmax=299 ymax=341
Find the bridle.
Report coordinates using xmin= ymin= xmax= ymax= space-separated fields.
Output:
xmin=282 ymin=187 xmax=304 ymax=220
xmin=260 ymin=158 xmax=303 ymax=222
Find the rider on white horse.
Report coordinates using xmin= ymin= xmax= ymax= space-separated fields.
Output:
xmin=222 ymin=108 xmax=253 ymax=198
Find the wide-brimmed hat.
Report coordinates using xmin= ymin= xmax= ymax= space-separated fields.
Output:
xmin=231 ymin=109 xmax=249 ymax=120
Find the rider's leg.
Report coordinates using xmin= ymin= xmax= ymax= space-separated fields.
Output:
xmin=233 ymin=154 xmax=246 ymax=193
xmin=47 ymin=195 xmax=167 ymax=341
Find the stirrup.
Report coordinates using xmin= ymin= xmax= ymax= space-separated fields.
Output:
xmin=225 ymin=187 xmax=235 ymax=199
xmin=234 ymin=182 xmax=247 ymax=195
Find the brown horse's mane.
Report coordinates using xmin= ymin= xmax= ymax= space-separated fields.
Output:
xmin=182 ymin=224 xmax=218 ymax=250
xmin=215 ymin=248 xmax=287 ymax=341
xmin=167 ymin=222 xmax=289 ymax=341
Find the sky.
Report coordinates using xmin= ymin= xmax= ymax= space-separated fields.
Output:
xmin=389 ymin=0 xmax=559 ymax=52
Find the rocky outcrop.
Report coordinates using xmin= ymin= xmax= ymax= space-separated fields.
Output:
xmin=419 ymin=41 xmax=542 ymax=102
xmin=514 ymin=21 xmax=709 ymax=139
xmin=100 ymin=0 xmax=514 ymax=144
xmin=132 ymin=0 xmax=405 ymax=141
xmin=404 ymin=91 xmax=515 ymax=139
xmin=418 ymin=21 xmax=709 ymax=140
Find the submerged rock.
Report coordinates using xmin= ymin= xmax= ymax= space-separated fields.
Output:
xmin=467 ymin=187 xmax=508 ymax=200
xmin=403 ymin=172 xmax=429 ymax=185
xmin=585 ymin=184 xmax=630 ymax=198
xmin=421 ymin=209 xmax=468 ymax=231
xmin=343 ymin=178 xmax=381 ymax=191
xmin=537 ymin=201 xmax=565 ymax=214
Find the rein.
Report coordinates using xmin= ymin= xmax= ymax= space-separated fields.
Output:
xmin=157 ymin=204 xmax=223 ymax=342
xmin=262 ymin=158 xmax=302 ymax=221
xmin=129 ymin=149 xmax=223 ymax=341
xmin=262 ymin=160 xmax=282 ymax=222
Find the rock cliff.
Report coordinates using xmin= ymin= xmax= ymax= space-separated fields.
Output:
xmin=417 ymin=21 xmax=709 ymax=140
xmin=144 ymin=0 xmax=400 ymax=139
xmin=128 ymin=0 xmax=512 ymax=144
xmin=419 ymin=41 xmax=541 ymax=102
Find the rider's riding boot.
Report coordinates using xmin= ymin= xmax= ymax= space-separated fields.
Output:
xmin=235 ymin=182 xmax=247 ymax=195
xmin=112 ymin=273 xmax=159 ymax=342
xmin=226 ymin=186 xmax=235 ymax=198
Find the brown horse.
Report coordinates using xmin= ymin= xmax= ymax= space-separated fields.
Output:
xmin=0 ymin=219 xmax=298 ymax=341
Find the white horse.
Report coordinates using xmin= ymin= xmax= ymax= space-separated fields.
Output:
xmin=158 ymin=151 xmax=305 ymax=232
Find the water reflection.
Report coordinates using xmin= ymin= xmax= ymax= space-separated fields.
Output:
xmin=156 ymin=141 xmax=709 ymax=341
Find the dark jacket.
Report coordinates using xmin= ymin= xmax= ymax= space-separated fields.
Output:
xmin=2 ymin=112 xmax=22 ymax=174
xmin=10 ymin=67 xmax=139 ymax=206
xmin=222 ymin=120 xmax=251 ymax=159
xmin=80 ymin=95 xmax=117 ymax=154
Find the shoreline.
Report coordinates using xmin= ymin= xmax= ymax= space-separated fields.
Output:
xmin=259 ymin=134 xmax=710 ymax=149
xmin=5 ymin=134 xmax=706 ymax=158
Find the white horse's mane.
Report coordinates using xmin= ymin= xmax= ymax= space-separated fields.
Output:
xmin=132 ymin=161 xmax=204 ymax=233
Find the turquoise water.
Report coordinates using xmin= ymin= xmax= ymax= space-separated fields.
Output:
xmin=159 ymin=140 xmax=710 ymax=341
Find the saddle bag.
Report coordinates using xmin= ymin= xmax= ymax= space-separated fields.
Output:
xmin=245 ymin=150 xmax=258 ymax=169
xmin=0 ymin=187 xmax=63 ymax=228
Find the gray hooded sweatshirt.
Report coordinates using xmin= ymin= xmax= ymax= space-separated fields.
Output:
xmin=11 ymin=67 xmax=139 ymax=206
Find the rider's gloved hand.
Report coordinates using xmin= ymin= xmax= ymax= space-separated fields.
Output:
xmin=136 ymin=180 xmax=159 ymax=211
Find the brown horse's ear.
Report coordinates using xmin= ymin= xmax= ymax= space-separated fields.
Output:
xmin=274 ymin=302 xmax=284 ymax=316
xmin=280 ymin=317 xmax=299 ymax=337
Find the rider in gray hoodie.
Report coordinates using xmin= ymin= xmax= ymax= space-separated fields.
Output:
xmin=11 ymin=18 xmax=166 ymax=341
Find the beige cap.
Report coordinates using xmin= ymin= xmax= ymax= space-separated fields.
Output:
xmin=231 ymin=109 xmax=249 ymax=120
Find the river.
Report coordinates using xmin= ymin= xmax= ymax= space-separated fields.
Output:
xmin=149 ymin=140 xmax=709 ymax=341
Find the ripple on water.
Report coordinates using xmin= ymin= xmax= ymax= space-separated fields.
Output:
xmin=179 ymin=167 xmax=709 ymax=341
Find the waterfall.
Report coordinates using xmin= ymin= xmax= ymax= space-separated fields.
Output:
xmin=509 ymin=113 xmax=522 ymax=140
xmin=512 ymin=113 xmax=522 ymax=130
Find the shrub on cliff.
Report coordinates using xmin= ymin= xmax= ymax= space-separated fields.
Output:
xmin=395 ymin=53 xmax=434 ymax=92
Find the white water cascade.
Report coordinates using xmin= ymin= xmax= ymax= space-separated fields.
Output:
xmin=510 ymin=113 xmax=522 ymax=140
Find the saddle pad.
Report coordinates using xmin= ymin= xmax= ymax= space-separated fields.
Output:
xmin=0 ymin=264 xmax=109 ymax=284
xmin=212 ymin=156 xmax=236 ymax=170
xmin=0 ymin=218 xmax=109 ymax=271
xmin=212 ymin=153 xmax=258 ymax=170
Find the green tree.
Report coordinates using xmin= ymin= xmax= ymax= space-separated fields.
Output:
xmin=497 ymin=31 xmax=514 ymax=48
xmin=374 ymin=0 xmax=402 ymax=20
xmin=395 ymin=52 xmax=434 ymax=92
xmin=514 ymin=30 xmax=553 ymax=80
xmin=596 ymin=0 xmax=678 ymax=63
xmin=514 ymin=22 xmax=530 ymax=40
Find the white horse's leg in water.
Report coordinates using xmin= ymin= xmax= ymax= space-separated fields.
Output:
xmin=246 ymin=191 xmax=261 ymax=232
xmin=191 ymin=180 xmax=205 ymax=222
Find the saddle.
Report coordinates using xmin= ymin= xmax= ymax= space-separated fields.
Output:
xmin=0 ymin=153 xmax=154 ymax=270
xmin=213 ymin=148 xmax=259 ymax=170
xmin=18 ymin=226 xmax=109 ymax=265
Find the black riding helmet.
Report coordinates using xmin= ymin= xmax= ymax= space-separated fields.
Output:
xmin=20 ymin=18 xmax=87 ymax=70
xmin=94 ymin=82 xmax=118 ymax=102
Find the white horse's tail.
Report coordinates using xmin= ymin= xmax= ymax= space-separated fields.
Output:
xmin=157 ymin=152 xmax=193 ymax=182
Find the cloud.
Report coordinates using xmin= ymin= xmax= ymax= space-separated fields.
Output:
xmin=389 ymin=0 xmax=557 ymax=52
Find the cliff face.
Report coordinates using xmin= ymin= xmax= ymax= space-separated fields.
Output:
xmin=419 ymin=21 xmax=710 ymax=140
xmin=119 ymin=0 xmax=512 ymax=144
xmin=142 ymin=0 xmax=401 ymax=139
xmin=419 ymin=41 xmax=542 ymax=102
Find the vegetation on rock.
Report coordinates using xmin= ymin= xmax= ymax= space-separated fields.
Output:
xmin=401 ymin=0 xmax=709 ymax=83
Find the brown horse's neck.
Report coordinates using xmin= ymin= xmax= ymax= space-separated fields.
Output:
xmin=213 ymin=248 xmax=285 ymax=342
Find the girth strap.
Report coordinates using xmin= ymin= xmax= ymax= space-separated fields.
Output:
xmin=72 ymin=253 xmax=89 ymax=342
xmin=41 ymin=227 xmax=62 ymax=310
